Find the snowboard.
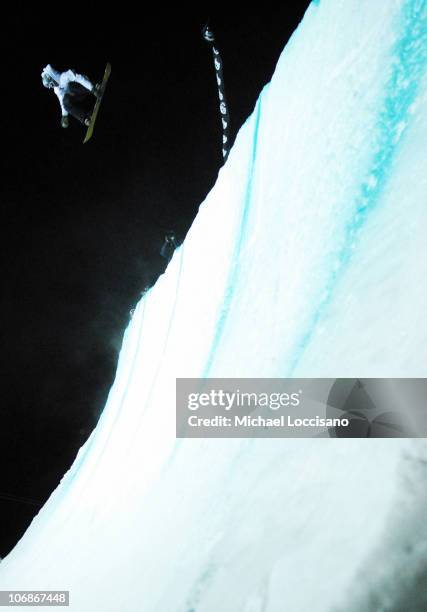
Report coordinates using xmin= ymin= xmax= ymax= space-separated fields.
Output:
xmin=83 ymin=62 xmax=111 ymax=143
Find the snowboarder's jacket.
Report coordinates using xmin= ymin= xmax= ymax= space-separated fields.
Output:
xmin=41 ymin=64 xmax=94 ymax=117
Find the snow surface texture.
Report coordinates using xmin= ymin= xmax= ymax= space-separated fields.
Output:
xmin=1 ymin=0 xmax=427 ymax=610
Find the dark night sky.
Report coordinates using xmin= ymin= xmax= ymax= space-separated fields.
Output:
xmin=1 ymin=3 xmax=310 ymax=556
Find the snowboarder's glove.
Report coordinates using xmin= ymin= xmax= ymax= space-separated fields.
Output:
xmin=92 ymin=83 xmax=102 ymax=99
xmin=61 ymin=116 xmax=69 ymax=128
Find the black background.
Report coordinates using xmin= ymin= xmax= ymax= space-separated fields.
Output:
xmin=1 ymin=3 xmax=310 ymax=556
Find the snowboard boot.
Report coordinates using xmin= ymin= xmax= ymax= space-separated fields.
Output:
xmin=92 ymin=83 xmax=102 ymax=99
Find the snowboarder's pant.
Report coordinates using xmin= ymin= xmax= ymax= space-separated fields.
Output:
xmin=63 ymin=84 xmax=92 ymax=125
xmin=63 ymin=95 xmax=89 ymax=124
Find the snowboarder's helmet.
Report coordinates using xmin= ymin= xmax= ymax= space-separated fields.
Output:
xmin=42 ymin=74 xmax=54 ymax=88
xmin=41 ymin=66 xmax=56 ymax=88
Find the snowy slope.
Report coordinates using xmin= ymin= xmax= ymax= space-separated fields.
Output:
xmin=1 ymin=0 xmax=427 ymax=610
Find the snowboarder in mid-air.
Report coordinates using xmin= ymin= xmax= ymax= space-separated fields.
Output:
xmin=41 ymin=64 xmax=102 ymax=128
